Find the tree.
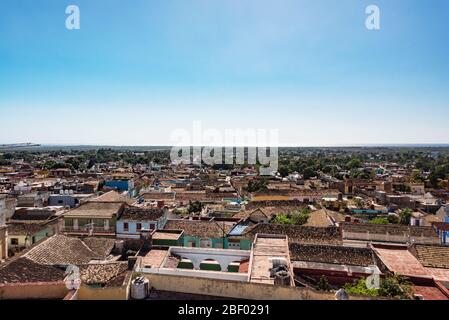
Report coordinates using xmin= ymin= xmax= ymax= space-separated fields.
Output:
xmin=278 ymin=165 xmax=290 ymax=177
xmin=344 ymin=275 xmax=412 ymax=299
xmin=290 ymin=209 xmax=310 ymax=225
xmin=273 ymin=209 xmax=310 ymax=225
xmin=302 ymin=167 xmax=316 ymax=180
xmin=273 ymin=214 xmax=291 ymax=224
xmin=347 ymin=157 xmax=362 ymax=169
xmin=188 ymin=201 xmax=204 ymax=214
xmin=399 ymin=208 xmax=412 ymax=225
xmin=378 ymin=275 xmax=412 ymax=299
xmin=387 ymin=215 xmax=400 ymax=224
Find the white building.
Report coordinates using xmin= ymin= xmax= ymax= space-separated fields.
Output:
xmin=116 ymin=206 xmax=169 ymax=239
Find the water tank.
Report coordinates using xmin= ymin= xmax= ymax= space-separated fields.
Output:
xmin=131 ymin=277 xmax=150 ymax=300
xmin=274 ymin=270 xmax=291 ymax=286
xmin=270 ymin=264 xmax=289 ymax=277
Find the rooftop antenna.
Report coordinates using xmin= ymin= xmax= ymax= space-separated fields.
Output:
xmin=84 ymin=222 xmax=95 ymax=236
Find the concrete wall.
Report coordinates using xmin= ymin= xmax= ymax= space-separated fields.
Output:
xmin=0 ymin=282 xmax=68 ymax=300
xmin=144 ymin=273 xmax=336 ymax=300
xmin=76 ymin=284 xmax=129 ymax=300
xmin=343 ymin=231 xmax=440 ymax=245
xmin=48 ymin=195 xmax=76 ymax=208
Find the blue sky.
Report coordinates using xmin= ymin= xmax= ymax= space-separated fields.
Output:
xmin=0 ymin=0 xmax=448 ymax=146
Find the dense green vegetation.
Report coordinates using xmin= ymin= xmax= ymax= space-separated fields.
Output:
xmin=2 ymin=147 xmax=449 ymax=188
xmin=344 ymin=275 xmax=412 ymax=299
xmin=273 ymin=208 xmax=310 ymax=225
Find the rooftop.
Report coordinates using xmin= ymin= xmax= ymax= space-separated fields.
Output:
xmin=120 ymin=206 xmax=165 ymax=220
xmin=164 ymin=219 xmax=234 ymax=239
xmin=412 ymin=245 xmax=449 ymax=269
xmin=79 ymin=262 xmax=128 ymax=285
xmin=64 ymin=201 xmax=123 ymax=219
xmin=153 ymin=230 xmax=183 ymax=241
xmin=373 ymin=245 xmax=429 ymax=278
xmin=342 ymin=223 xmax=438 ymax=238
xmin=243 ymin=224 xmax=342 ymax=245
xmin=141 ymin=249 xmax=169 ymax=268
xmin=249 ymin=234 xmax=293 ymax=285
xmin=24 ymin=234 xmax=113 ymax=265
xmin=289 ymin=243 xmax=375 ymax=267
xmin=0 ymin=257 xmax=65 ymax=284
xmin=92 ymin=190 xmax=130 ymax=203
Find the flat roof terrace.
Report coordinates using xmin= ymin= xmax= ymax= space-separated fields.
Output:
xmin=249 ymin=234 xmax=294 ymax=286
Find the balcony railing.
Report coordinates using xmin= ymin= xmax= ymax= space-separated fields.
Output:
xmin=62 ymin=226 xmax=115 ymax=234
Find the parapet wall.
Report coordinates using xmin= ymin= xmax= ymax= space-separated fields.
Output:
xmin=144 ymin=272 xmax=336 ymax=300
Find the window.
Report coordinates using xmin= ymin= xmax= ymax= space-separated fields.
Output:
xmin=11 ymin=238 xmax=19 ymax=245
xmin=123 ymin=222 xmax=129 ymax=231
xmin=200 ymin=239 xmax=212 ymax=248
xmin=149 ymin=223 xmax=155 ymax=230
xmin=228 ymin=242 xmax=240 ymax=249
xmin=136 ymin=223 xmax=142 ymax=231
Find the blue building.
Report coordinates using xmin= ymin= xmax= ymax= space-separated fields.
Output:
xmin=104 ymin=173 xmax=135 ymax=192
xmin=436 ymin=205 xmax=449 ymax=245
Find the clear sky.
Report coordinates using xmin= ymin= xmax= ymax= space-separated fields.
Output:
xmin=1 ymin=0 xmax=449 ymax=146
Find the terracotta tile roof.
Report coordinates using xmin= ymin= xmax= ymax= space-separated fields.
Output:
xmin=82 ymin=237 xmax=116 ymax=258
xmin=24 ymin=235 xmax=102 ymax=265
xmin=413 ymin=285 xmax=449 ymax=300
xmin=413 ymin=245 xmax=449 ymax=269
xmin=236 ymin=204 xmax=308 ymax=220
xmin=373 ymin=246 xmax=429 ymax=277
xmin=92 ymin=190 xmax=130 ymax=203
xmin=10 ymin=208 xmax=55 ymax=221
xmin=79 ymin=262 xmax=128 ymax=285
xmin=243 ymin=224 xmax=342 ymax=245
xmin=164 ymin=219 xmax=234 ymax=239
xmin=0 ymin=257 xmax=65 ymax=284
xmin=289 ymin=243 xmax=375 ymax=267
xmin=245 ymin=200 xmax=305 ymax=209
xmin=7 ymin=222 xmax=49 ymax=236
xmin=174 ymin=192 xmax=208 ymax=202
xmin=342 ymin=223 xmax=438 ymax=238
xmin=424 ymin=267 xmax=449 ymax=282
xmin=304 ymin=209 xmax=333 ymax=227
xmin=120 ymin=207 xmax=165 ymax=220
xmin=142 ymin=192 xmax=175 ymax=201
